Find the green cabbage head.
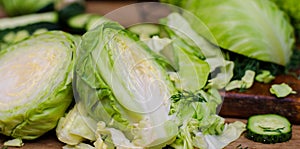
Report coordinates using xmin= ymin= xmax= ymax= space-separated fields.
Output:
xmin=0 ymin=31 xmax=76 ymax=140
xmin=61 ymin=18 xmax=245 ymax=148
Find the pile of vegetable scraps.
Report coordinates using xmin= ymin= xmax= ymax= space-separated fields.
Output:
xmin=0 ymin=0 xmax=299 ymax=148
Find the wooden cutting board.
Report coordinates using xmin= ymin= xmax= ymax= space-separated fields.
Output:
xmin=219 ymin=61 xmax=300 ymax=124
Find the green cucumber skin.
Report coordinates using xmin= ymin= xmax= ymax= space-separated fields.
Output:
xmin=246 ymin=129 xmax=292 ymax=144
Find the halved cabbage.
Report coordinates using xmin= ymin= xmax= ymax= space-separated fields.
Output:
xmin=0 ymin=31 xmax=76 ymax=140
xmin=74 ymin=21 xmax=179 ymax=148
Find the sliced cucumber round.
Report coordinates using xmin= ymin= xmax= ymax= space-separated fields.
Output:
xmin=246 ymin=114 xmax=292 ymax=144
xmin=128 ymin=24 xmax=161 ymax=39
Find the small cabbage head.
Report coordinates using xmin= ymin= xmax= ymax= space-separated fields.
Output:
xmin=0 ymin=31 xmax=76 ymax=140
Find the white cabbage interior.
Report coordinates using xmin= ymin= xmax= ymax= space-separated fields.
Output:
xmin=0 ymin=39 xmax=70 ymax=111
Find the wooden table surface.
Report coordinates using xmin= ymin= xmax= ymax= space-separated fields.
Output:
xmin=1 ymin=118 xmax=299 ymax=149
xmin=0 ymin=1 xmax=300 ymax=149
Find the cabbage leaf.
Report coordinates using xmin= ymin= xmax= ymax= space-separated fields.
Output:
xmin=161 ymin=0 xmax=295 ymax=66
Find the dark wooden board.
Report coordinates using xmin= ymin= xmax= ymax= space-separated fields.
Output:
xmin=220 ymin=69 xmax=300 ymax=124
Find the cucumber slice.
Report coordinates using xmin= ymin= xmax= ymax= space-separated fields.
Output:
xmin=67 ymin=13 xmax=93 ymax=29
xmin=67 ymin=13 xmax=104 ymax=33
xmin=128 ymin=24 xmax=161 ymax=39
xmin=246 ymin=114 xmax=292 ymax=144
